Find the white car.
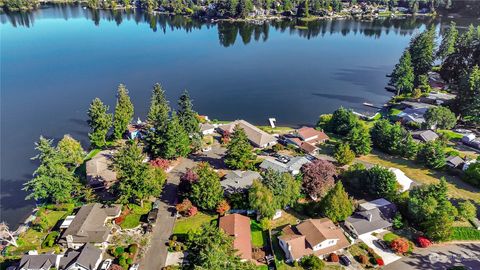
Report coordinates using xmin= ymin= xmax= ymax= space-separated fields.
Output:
xmin=129 ymin=264 xmax=140 ymax=270
xmin=100 ymin=259 xmax=112 ymax=270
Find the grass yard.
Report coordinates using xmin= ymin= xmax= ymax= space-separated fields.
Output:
xmin=450 ymin=226 xmax=480 ymax=241
xmin=258 ymin=126 xmax=295 ymax=135
xmin=173 ymin=212 xmax=217 ymax=236
xmin=358 ymin=151 xmax=480 ymax=203
xmin=120 ymin=202 xmax=152 ymax=229
xmin=250 ymin=220 xmax=267 ymax=248
xmin=437 ymin=130 xmax=463 ymax=141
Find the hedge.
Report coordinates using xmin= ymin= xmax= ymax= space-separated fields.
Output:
xmin=450 ymin=227 xmax=480 ymax=241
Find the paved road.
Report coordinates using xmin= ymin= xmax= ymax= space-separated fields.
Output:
xmin=384 ymin=243 xmax=480 ymax=270
xmin=139 ymin=158 xmax=195 ymax=270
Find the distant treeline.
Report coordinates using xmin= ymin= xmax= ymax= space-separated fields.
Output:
xmin=1 ymin=0 xmax=475 ymax=17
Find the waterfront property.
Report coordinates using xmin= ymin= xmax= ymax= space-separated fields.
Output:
xmin=85 ymin=150 xmax=117 ymax=190
xmin=218 ymin=120 xmax=277 ymax=148
xmin=59 ymin=203 xmax=121 ymax=249
xmin=278 ymin=218 xmax=350 ymax=262
xmin=284 ymin=127 xmax=329 ymax=154
xmin=259 ymin=156 xmax=310 ymax=175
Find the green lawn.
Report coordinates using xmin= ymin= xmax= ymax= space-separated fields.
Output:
xmin=383 ymin=232 xmax=400 ymax=243
xmin=173 ymin=212 xmax=217 ymax=236
xmin=250 ymin=220 xmax=267 ymax=248
xmin=84 ymin=148 xmax=101 ymax=161
xmin=450 ymin=226 xmax=480 ymax=241
xmin=258 ymin=126 xmax=295 ymax=135
xmin=437 ymin=130 xmax=463 ymax=141
xmin=120 ymin=202 xmax=152 ymax=229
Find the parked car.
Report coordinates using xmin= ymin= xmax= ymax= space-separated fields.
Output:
xmin=148 ymin=208 xmax=159 ymax=224
xmin=100 ymin=259 xmax=112 ymax=270
xmin=129 ymin=263 xmax=139 ymax=270
xmin=152 ymin=199 xmax=161 ymax=209
xmin=374 ymin=239 xmax=390 ymax=250
xmin=339 ymin=255 xmax=351 ymax=266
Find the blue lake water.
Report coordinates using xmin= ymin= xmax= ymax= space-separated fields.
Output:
xmin=0 ymin=4 xmax=473 ymax=227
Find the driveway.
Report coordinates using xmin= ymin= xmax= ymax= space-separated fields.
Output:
xmin=358 ymin=231 xmax=401 ymax=265
xmin=385 ymin=243 xmax=480 ymax=270
xmin=139 ymin=158 xmax=196 ymax=270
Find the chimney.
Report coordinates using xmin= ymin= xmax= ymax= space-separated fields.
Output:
xmin=366 ymin=213 xmax=372 ymax=222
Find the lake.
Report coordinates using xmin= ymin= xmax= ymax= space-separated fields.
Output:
xmin=0 ymin=4 xmax=474 ymax=228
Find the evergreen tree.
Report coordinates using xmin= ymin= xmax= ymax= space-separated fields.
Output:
xmin=87 ymin=98 xmax=112 ymax=148
xmin=319 ymin=181 xmax=354 ymax=223
xmin=177 ymin=90 xmax=200 ymax=135
xmin=249 ymin=180 xmax=277 ymax=219
xmin=328 ymin=107 xmax=358 ymax=136
xmin=57 ymin=135 xmax=85 ymax=169
xmin=437 ymin=21 xmax=458 ymax=60
xmin=145 ymin=83 xmax=171 ymax=157
xmin=113 ymin=84 xmax=134 ymax=140
xmin=237 ymin=0 xmax=253 ymax=18
xmin=189 ymin=163 xmax=224 ymax=211
xmin=417 ymin=141 xmax=446 ymax=169
xmin=409 ymin=27 xmax=436 ymax=85
xmin=425 ymin=106 xmax=457 ymax=130
xmin=334 ymin=143 xmax=355 ymax=166
xmin=261 ymin=169 xmax=301 ymax=208
xmin=390 ymin=50 xmax=415 ymax=95
xmin=160 ymin=112 xmax=191 ymax=159
xmin=224 ymin=125 xmax=255 ymax=170
xmin=345 ymin=122 xmax=371 ymax=156
xmin=462 ymin=66 xmax=480 ymax=125
xmin=23 ymin=137 xmax=78 ymax=203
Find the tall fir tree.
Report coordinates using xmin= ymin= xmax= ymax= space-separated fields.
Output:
xmin=345 ymin=122 xmax=371 ymax=156
xmin=145 ymin=83 xmax=170 ymax=157
xmin=390 ymin=50 xmax=415 ymax=95
xmin=160 ymin=112 xmax=191 ymax=159
xmin=463 ymin=66 xmax=480 ymax=125
xmin=113 ymin=84 xmax=134 ymax=140
xmin=409 ymin=26 xmax=436 ymax=85
xmin=87 ymin=98 xmax=112 ymax=148
xmin=319 ymin=181 xmax=354 ymax=223
xmin=437 ymin=21 xmax=458 ymax=60
xmin=177 ymin=90 xmax=200 ymax=135
xmin=224 ymin=125 xmax=255 ymax=170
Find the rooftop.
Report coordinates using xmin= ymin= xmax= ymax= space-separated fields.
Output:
xmin=218 ymin=120 xmax=277 ymax=147
xmin=219 ymin=214 xmax=252 ymax=261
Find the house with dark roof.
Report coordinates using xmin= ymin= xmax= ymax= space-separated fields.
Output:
xmin=344 ymin=198 xmax=397 ymax=238
xmin=219 ymin=214 xmax=252 ymax=262
xmin=259 ymin=156 xmax=310 ymax=175
xmin=60 ymin=203 xmax=121 ymax=249
xmin=446 ymin=156 xmax=465 ymax=169
xmin=18 ymin=254 xmax=59 ymax=270
xmin=58 ymin=244 xmax=102 ymax=270
xmin=218 ymin=120 xmax=277 ymax=148
xmin=278 ymin=218 xmax=350 ymax=262
xmin=412 ymin=130 xmax=439 ymax=143
xmin=221 ymin=170 xmax=261 ymax=194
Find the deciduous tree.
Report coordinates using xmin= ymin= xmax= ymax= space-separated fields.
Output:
xmin=345 ymin=122 xmax=371 ymax=156
xmin=319 ymin=181 xmax=354 ymax=222
xmin=417 ymin=141 xmax=446 ymax=169
xmin=301 ymin=159 xmax=337 ymax=200
xmin=189 ymin=163 xmax=224 ymax=211
xmin=249 ymin=180 xmax=277 ymax=219
xmin=365 ymin=165 xmax=398 ymax=200
xmin=425 ymin=106 xmax=457 ymax=130
xmin=261 ymin=169 xmax=301 ymax=208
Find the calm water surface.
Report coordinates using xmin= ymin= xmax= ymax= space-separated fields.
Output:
xmin=0 ymin=4 xmax=474 ymax=227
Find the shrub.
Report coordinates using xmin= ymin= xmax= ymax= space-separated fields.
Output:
xmin=109 ymin=264 xmax=123 ymax=270
xmin=299 ymin=254 xmax=325 ymax=270
xmin=129 ymin=244 xmax=138 ymax=255
xmin=359 ymin=254 xmax=368 ymax=264
xmin=376 ymin=258 xmax=385 ymax=266
xmin=150 ymin=158 xmax=170 ymax=170
xmin=126 ymin=258 xmax=133 ymax=264
xmin=417 ymin=236 xmax=432 ymax=248
xmin=188 ymin=206 xmax=198 ymax=217
xmin=176 ymin=199 xmax=193 ymax=217
xmin=272 ymin=143 xmax=284 ymax=152
xmin=390 ymin=238 xmax=410 ymax=254
xmin=114 ymin=246 xmax=125 ymax=257
xmin=216 ymin=200 xmax=230 ymax=216
xmin=329 ymin=253 xmax=339 ymax=262
xmin=383 ymin=232 xmax=400 ymax=243
xmin=41 ymin=231 xmax=59 ymax=248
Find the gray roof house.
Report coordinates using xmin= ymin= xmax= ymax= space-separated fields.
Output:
xmin=86 ymin=150 xmax=117 ymax=190
xmin=221 ymin=170 xmax=261 ymax=194
xmin=18 ymin=254 xmax=59 ymax=270
xmin=218 ymin=120 xmax=277 ymax=148
xmin=344 ymin=199 xmax=397 ymax=237
xmin=60 ymin=203 xmax=121 ymax=249
xmin=58 ymin=244 xmax=103 ymax=270
xmin=259 ymin=156 xmax=310 ymax=175
xmin=397 ymin=107 xmax=428 ymax=125
xmin=412 ymin=130 xmax=439 ymax=142
xmin=446 ymin=156 xmax=465 ymax=169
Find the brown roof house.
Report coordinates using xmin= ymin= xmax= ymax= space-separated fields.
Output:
xmin=218 ymin=120 xmax=277 ymax=148
xmin=219 ymin=214 xmax=253 ymax=262
xmin=60 ymin=203 xmax=121 ymax=249
xmin=286 ymin=127 xmax=329 ymax=154
xmin=278 ymin=218 xmax=350 ymax=262
xmin=86 ymin=150 xmax=117 ymax=190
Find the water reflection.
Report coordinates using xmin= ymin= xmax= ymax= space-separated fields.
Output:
xmin=3 ymin=3 xmax=466 ymax=48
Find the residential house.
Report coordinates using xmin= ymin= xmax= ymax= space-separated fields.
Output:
xmin=18 ymin=254 xmax=59 ymax=270
xmin=221 ymin=170 xmax=261 ymax=194
xmin=446 ymin=156 xmax=465 ymax=169
xmin=85 ymin=150 xmax=117 ymax=190
xmin=59 ymin=203 xmax=121 ymax=249
xmin=259 ymin=156 xmax=310 ymax=175
xmin=420 ymin=91 xmax=455 ymax=105
xmin=462 ymin=134 xmax=480 ymax=150
xmin=219 ymin=214 xmax=252 ymax=262
xmin=285 ymin=127 xmax=329 ymax=154
xmin=278 ymin=218 xmax=350 ymax=262
xmin=411 ymin=130 xmax=439 ymax=143
xmin=388 ymin=168 xmax=414 ymax=192
xmin=397 ymin=107 xmax=428 ymax=126
xmin=200 ymin=123 xmax=215 ymax=135
xmin=58 ymin=244 xmax=102 ymax=270
xmin=344 ymin=199 xmax=397 ymax=238
xmin=218 ymin=120 xmax=277 ymax=148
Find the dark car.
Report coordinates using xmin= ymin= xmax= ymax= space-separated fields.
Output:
xmin=339 ymin=255 xmax=351 ymax=266
xmin=374 ymin=239 xmax=390 ymax=250
xmin=147 ymin=208 xmax=159 ymax=224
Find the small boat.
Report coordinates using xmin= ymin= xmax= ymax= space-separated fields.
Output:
xmin=385 ymin=85 xmax=397 ymax=92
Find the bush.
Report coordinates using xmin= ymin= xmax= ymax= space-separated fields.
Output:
xmin=329 ymin=253 xmax=339 ymax=262
xmin=129 ymin=244 xmax=138 ymax=255
xmin=126 ymin=258 xmax=133 ymax=264
xmin=450 ymin=227 xmax=480 ymax=240
xmin=417 ymin=236 xmax=432 ymax=248
xmin=383 ymin=232 xmax=400 ymax=243
xmin=114 ymin=246 xmax=125 ymax=257
xmin=299 ymin=254 xmax=325 ymax=270
xmin=359 ymin=254 xmax=368 ymax=264
xmin=41 ymin=231 xmax=59 ymax=248
xmin=376 ymin=258 xmax=385 ymax=266
xmin=188 ymin=206 xmax=198 ymax=217
xmin=150 ymin=158 xmax=170 ymax=170
xmin=390 ymin=238 xmax=410 ymax=254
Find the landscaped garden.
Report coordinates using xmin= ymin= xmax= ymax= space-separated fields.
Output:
xmin=116 ymin=202 xmax=153 ymax=229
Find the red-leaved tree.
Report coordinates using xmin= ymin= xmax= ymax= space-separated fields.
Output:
xmin=221 ymin=130 xmax=231 ymax=144
xmin=216 ymin=200 xmax=231 ymax=216
xmin=176 ymin=199 xmax=193 ymax=216
xmin=301 ymin=159 xmax=337 ymax=200
xmin=390 ymin=238 xmax=409 ymax=254
xmin=329 ymin=253 xmax=339 ymax=262
xmin=417 ymin=236 xmax=432 ymax=248
xmin=179 ymin=168 xmax=198 ymax=194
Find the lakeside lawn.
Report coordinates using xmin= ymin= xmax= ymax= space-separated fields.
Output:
xmin=250 ymin=220 xmax=267 ymax=248
xmin=258 ymin=126 xmax=295 ymax=135
xmin=358 ymin=151 xmax=480 ymax=203
xmin=173 ymin=212 xmax=217 ymax=237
